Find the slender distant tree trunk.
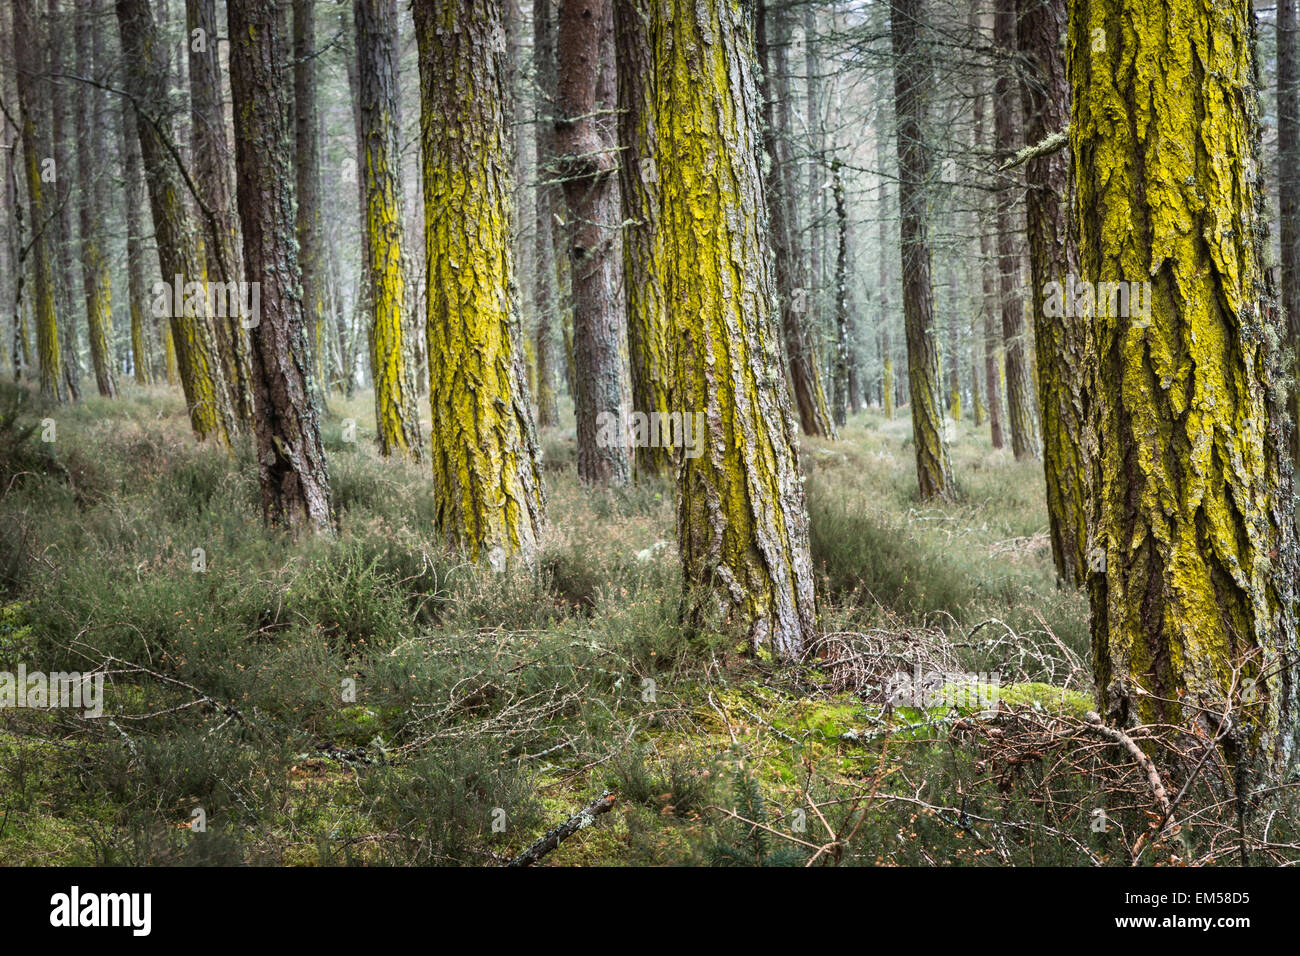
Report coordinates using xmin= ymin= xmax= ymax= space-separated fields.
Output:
xmin=118 ymin=0 xmax=236 ymax=443
xmin=414 ymin=0 xmax=546 ymax=563
xmin=831 ymin=160 xmax=850 ymax=428
xmin=946 ymin=267 xmax=961 ymax=421
xmin=890 ymin=0 xmax=954 ymax=500
xmin=532 ymin=0 xmax=562 ymax=428
xmin=355 ymin=0 xmax=422 ymax=458
xmin=556 ymin=0 xmax=629 ymax=485
xmin=1019 ymin=0 xmax=1086 ymax=584
xmin=14 ymin=0 xmax=61 ymax=401
xmin=971 ymin=50 xmax=1004 ymax=448
xmin=188 ymin=0 xmax=253 ymax=423
xmin=876 ymin=114 xmax=894 ymax=421
xmin=292 ymin=0 xmax=331 ymax=417
xmin=655 ymin=0 xmax=816 ymax=660
xmin=758 ymin=0 xmax=837 ymax=440
xmin=805 ymin=1 xmax=825 ymax=346
xmin=993 ymin=3 xmax=1038 ymax=461
xmin=47 ymin=0 xmax=81 ymax=400
xmin=1280 ymin=0 xmax=1300 ymax=471
xmin=615 ymin=0 xmax=675 ymax=477
xmin=119 ymin=98 xmax=153 ymax=385
xmin=1072 ymin=0 xmax=1298 ymax=770
xmin=74 ymin=0 xmax=116 ymax=398
xmin=228 ymin=0 xmax=332 ymax=530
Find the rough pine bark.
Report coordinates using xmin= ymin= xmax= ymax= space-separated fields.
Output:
xmin=46 ymin=0 xmax=81 ymax=400
xmin=117 ymin=0 xmax=236 ymax=443
xmin=1280 ymin=0 xmax=1300 ymax=470
xmin=831 ymin=159 xmax=850 ymax=428
xmin=615 ymin=0 xmax=675 ymax=477
xmin=655 ymin=0 xmax=816 ymax=660
xmin=556 ymin=0 xmax=630 ymax=485
xmin=355 ymin=0 xmax=422 ymax=458
xmin=228 ymin=0 xmax=333 ymax=530
xmin=1018 ymin=0 xmax=1087 ymax=584
xmin=890 ymin=0 xmax=954 ymax=500
xmin=757 ymin=0 xmax=837 ymax=440
xmin=414 ymin=0 xmax=546 ymax=563
xmin=293 ymin=0 xmax=330 ymax=412
xmin=13 ymin=0 xmax=61 ymax=401
xmin=74 ymin=0 xmax=116 ymax=398
xmin=971 ymin=56 xmax=1004 ymax=448
xmin=993 ymin=2 xmax=1038 ymax=461
xmin=189 ymin=0 xmax=253 ymax=423
xmin=1071 ymin=0 xmax=1299 ymax=769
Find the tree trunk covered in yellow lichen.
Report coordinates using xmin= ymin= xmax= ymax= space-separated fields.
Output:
xmin=654 ymin=0 xmax=816 ymax=660
xmin=117 ymin=0 xmax=236 ymax=445
xmin=414 ymin=0 xmax=546 ymax=564
xmin=1019 ymin=0 xmax=1087 ymax=585
xmin=890 ymin=0 xmax=953 ymax=501
xmin=74 ymin=0 xmax=116 ymax=399
xmin=356 ymin=0 xmax=422 ymax=458
xmin=1071 ymin=0 xmax=1299 ymax=769
xmin=229 ymin=0 xmax=333 ymax=531
xmin=13 ymin=0 xmax=61 ymax=402
xmin=615 ymin=0 xmax=675 ymax=478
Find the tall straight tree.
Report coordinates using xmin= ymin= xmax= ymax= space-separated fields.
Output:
xmin=1019 ymin=0 xmax=1086 ymax=584
xmin=615 ymin=0 xmax=675 ymax=477
xmin=13 ymin=0 xmax=61 ymax=401
xmin=1071 ymin=0 xmax=1298 ymax=769
xmin=1280 ymin=0 xmax=1300 ymax=470
xmin=532 ymin=0 xmax=562 ymax=428
xmin=757 ymin=0 xmax=837 ymax=440
xmin=971 ymin=57 xmax=1003 ymax=448
xmin=890 ymin=0 xmax=954 ymax=500
xmin=227 ymin=0 xmax=332 ymax=530
xmin=556 ymin=0 xmax=629 ymax=485
xmin=414 ymin=0 xmax=546 ymax=563
xmin=655 ymin=0 xmax=816 ymax=660
xmin=47 ymin=0 xmax=81 ymax=400
xmin=74 ymin=0 xmax=116 ymax=398
xmin=188 ymin=0 xmax=252 ymax=423
xmin=993 ymin=1 xmax=1038 ymax=461
xmin=355 ymin=0 xmax=422 ymax=457
xmin=292 ymin=0 xmax=328 ymax=411
xmin=118 ymin=0 xmax=236 ymax=443
xmin=119 ymin=99 xmax=153 ymax=385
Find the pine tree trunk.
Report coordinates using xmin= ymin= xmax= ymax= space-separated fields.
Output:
xmin=74 ymin=0 xmax=116 ymax=398
xmin=414 ymin=0 xmax=546 ymax=564
xmin=615 ymin=0 xmax=676 ymax=477
xmin=13 ymin=0 xmax=61 ymax=401
xmin=993 ymin=3 xmax=1038 ymax=461
xmin=228 ymin=0 xmax=333 ymax=530
xmin=877 ymin=113 xmax=894 ymax=421
xmin=189 ymin=0 xmax=253 ymax=423
xmin=971 ymin=44 xmax=1004 ymax=449
xmin=117 ymin=0 xmax=236 ymax=444
xmin=355 ymin=0 xmax=422 ymax=458
xmin=831 ymin=160 xmax=850 ymax=429
xmin=119 ymin=98 xmax=154 ymax=386
xmin=758 ymin=0 xmax=837 ymax=440
xmin=655 ymin=0 xmax=816 ymax=660
xmin=1018 ymin=0 xmax=1086 ymax=584
xmin=1072 ymin=0 xmax=1299 ymax=769
xmin=556 ymin=0 xmax=630 ymax=485
xmin=890 ymin=0 xmax=954 ymax=500
xmin=47 ymin=0 xmax=81 ymax=401
xmin=532 ymin=0 xmax=562 ymax=428
xmin=1279 ymin=0 xmax=1300 ymax=472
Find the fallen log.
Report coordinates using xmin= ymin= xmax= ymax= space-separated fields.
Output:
xmin=504 ymin=790 xmax=616 ymax=867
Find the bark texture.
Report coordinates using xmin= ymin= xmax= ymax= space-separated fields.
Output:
xmin=414 ymin=0 xmax=547 ymax=563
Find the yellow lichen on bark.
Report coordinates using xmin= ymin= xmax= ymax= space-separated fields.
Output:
xmin=655 ymin=0 xmax=816 ymax=659
xmin=1071 ymin=0 xmax=1298 ymax=767
xmin=415 ymin=0 xmax=545 ymax=564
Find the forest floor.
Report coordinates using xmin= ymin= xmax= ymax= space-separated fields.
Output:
xmin=1 ymin=381 xmax=1294 ymax=866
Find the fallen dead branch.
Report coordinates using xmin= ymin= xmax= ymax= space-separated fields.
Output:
xmin=504 ymin=790 xmax=616 ymax=867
